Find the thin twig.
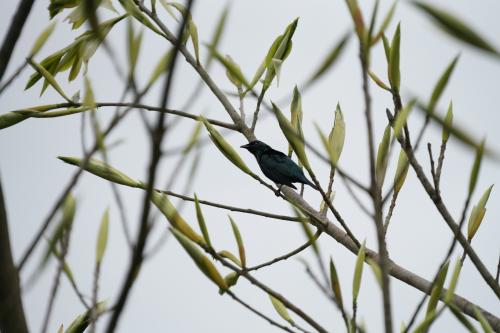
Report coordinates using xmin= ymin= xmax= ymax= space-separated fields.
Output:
xmin=0 ymin=61 xmax=28 ymax=95
xmin=14 ymin=102 xmax=240 ymax=131
xmin=383 ymin=191 xmax=398 ymax=233
xmin=435 ymin=141 xmax=447 ymax=193
xmin=246 ymin=230 xmax=322 ymax=272
xmin=428 ymin=143 xmax=437 ymax=187
xmin=250 ymin=88 xmax=266 ymax=132
xmin=207 ymin=249 xmax=329 ymax=333
xmin=225 ymin=290 xmax=300 ymax=333
xmin=344 ymin=180 xmax=373 ymax=220
xmin=41 ymin=222 xmax=74 ymax=333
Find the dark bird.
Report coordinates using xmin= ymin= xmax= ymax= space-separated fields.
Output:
xmin=241 ymin=140 xmax=318 ymax=196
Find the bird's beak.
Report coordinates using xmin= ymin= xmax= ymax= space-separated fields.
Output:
xmin=240 ymin=143 xmax=250 ymax=149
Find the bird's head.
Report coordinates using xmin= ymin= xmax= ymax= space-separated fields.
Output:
xmin=241 ymin=140 xmax=270 ymax=155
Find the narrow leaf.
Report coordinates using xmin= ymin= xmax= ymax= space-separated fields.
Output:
xmin=375 ymin=125 xmax=391 ymax=186
xmin=445 ymin=258 xmax=462 ymax=302
xmin=96 ymin=208 xmax=109 ymax=264
xmin=426 ymin=261 xmax=449 ymax=317
xmin=329 ymin=257 xmax=344 ymax=308
xmin=272 ymin=102 xmax=311 ymax=171
xmin=467 ymin=185 xmax=493 ymax=240
xmin=202 ymin=118 xmax=254 ymax=176
xmin=194 ymin=194 xmax=211 ymax=247
xmin=412 ymin=2 xmax=500 ymax=57
xmin=269 ymin=295 xmax=294 ymax=324
xmin=58 ymin=156 xmax=140 ymax=188
xmin=28 ymin=59 xmax=71 ymax=101
xmin=172 ymin=228 xmax=227 ymax=290
xmin=428 ymin=56 xmax=459 ymax=114
xmin=474 ymin=307 xmax=494 ymax=333
xmin=468 ymin=140 xmax=485 ymax=196
xmin=151 ymin=191 xmax=204 ymax=245
xmin=442 ymin=101 xmax=454 ymax=143
xmin=388 ymin=23 xmax=401 ymax=91
xmin=352 ymin=241 xmax=366 ymax=301
xmin=393 ymin=99 xmax=415 ymax=138
xmin=229 ymin=215 xmax=246 ymax=268
xmin=30 ymin=22 xmax=57 ymax=56
xmin=305 ymin=32 xmax=350 ymax=86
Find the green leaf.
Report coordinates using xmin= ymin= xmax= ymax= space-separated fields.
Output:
xmin=272 ymin=102 xmax=311 ymax=171
xmin=426 ymin=261 xmax=449 ymax=317
xmin=64 ymin=301 xmax=106 ymax=333
xmin=442 ymin=101 xmax=454 ymax=143
xmin=299 ymin=219 xmax=319 ymax=255
xmin=58 ymin=156 xmax=140 ymax=188
xmin=229 ymin=215 xmax=246 ymax=268
xmin=467 ymin=185 xmax=493 ymax=241
xmin=415 ymin=102 xmax=496 ymax=157
xmin=205 ymin=5 xmax=229 ymax=68
xmin=329 ymin=257 xmax=344 ymax=308
xmin=412 ymin=2 xmax=500 ymax=57
xmin=474 ymin=307 xmax=494 ymax=333
xmin=375 ymin=125 xmax=391 ymax=186
xmin=30 ymin=21 xmax=57 ymax=56
xmin=210 ymin=51 xmax=249 ymax=89
xmin=393 ymin=99 xmax=415 ymax=138
xmin=217 ymin=250 xmax=241 ymax=267
xmin=194 ymin=194 xmax=211 ymax=247
xmin=367 ymin=258 xmax=382 ymax=287
xmin=248 ymin=18 xmax=298 ymax=91
xmin=445 ymin=258 xmax=462 ymax=302
xmin=428 ymin=56 xmax=459 ymax=114
xmin=42 ymin=194 xmax=77 ymax=268
xmin=151 ymin=191 xmax=204 ymax=245
xmin=448 ymin=303 xmax=480 ymax=333
xmin=172 ymin=228 xmax=227 ymax=290
xmin=28 ymin=59 xmax=71 ymax=102
xmin=393 ymin=148 xmax=409 ymax=194
xmin=182 ymin=121 xmax=203 ymax=155
xmin=369 ymin=71 xmax=391 ymax=91
xmin=346 ymin=0 xmax=365 ymax=39
xmin=121 ymin=0 xmax=165 ymax=37
xmin=96 ymin=208 xmax=109 ymax=264
xmin=269 ymin=294 xmax=294 ymax=324
xmin=127 ymin=21 xmax=144 ymax=75
xmin=148 ymin=49 xmax=172 ymax=86
xmin=201 ymin=118 xmax=254 ymax=176
xmin=382 ymin=34 xmax=391 ymax=63
xmin=0 ymin=112 xmax=30 ymax=130
xmin=372 ymin=1 xmax=397 ymax=45
xmin=328 ymin=103 xmax=346 ymax=167
xmin=352 ymin=241 xmax=366 ymax=301
xmin=388 ymin=23 xmax=401 ymax=92
xmin=188 ymin=21 xmax=200 ymax=64
xmin=304 ymin=32 xmax=350 ymax=86
xmin=289 ymin=86 xmax=304 ymax=157
xmin=468 ymin=140 xmax=485 ymax=196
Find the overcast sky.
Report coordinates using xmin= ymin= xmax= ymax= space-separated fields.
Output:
xmin=1 ymin=0 xmax=500 ymax=332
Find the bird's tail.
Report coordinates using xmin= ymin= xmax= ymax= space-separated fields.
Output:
xmin=306 ymin=179 xmax=318 ymax=191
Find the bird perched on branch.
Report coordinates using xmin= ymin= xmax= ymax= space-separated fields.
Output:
xmin=241 ymin=140 xmax=318 ymax=196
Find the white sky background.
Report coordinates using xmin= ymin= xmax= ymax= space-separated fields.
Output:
xmin=1 ymin=0 xmax=500 ymax=332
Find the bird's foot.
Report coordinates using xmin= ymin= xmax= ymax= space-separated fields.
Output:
xmin=274 ymin=185 xmax=283 ymax=196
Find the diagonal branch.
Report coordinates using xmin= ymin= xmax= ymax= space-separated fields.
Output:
xmin=0 ymin=176 xmax=29 ymax=333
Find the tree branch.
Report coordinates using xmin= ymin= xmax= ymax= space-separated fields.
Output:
xmin=0 ymin=176 xmax=29 ymax=333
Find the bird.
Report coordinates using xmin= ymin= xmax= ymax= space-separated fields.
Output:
xmin=241 ymin=140 xmax=318 ymax=196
